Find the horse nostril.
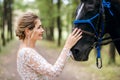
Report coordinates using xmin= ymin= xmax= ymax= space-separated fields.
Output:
xmin=74 ymin=49 xmax=79 ymax=53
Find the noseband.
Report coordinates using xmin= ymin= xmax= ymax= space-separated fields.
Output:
xmin=73 ymin=0 xmax=113 ymax=69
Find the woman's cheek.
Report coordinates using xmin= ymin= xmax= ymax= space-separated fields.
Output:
xmin=37 ymin=31 xmax=41 ymax=39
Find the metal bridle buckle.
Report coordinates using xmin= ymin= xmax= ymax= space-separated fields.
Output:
xmin=96 ymin=57 xmax=102 ymax=69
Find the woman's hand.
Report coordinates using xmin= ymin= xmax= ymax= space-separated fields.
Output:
xmin=64 ymin=28 xmax=82 ymax=49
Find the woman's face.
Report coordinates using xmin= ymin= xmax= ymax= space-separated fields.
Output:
xmin=30 ymin=19 xmax=44 ymax=41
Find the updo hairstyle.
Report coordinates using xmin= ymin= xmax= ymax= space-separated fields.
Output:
xmin=15 ymin=12 xmax=39 ymax=40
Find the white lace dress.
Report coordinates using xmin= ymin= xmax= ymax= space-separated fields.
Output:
xmin=17 ymin=47 xmax=71 ymax=80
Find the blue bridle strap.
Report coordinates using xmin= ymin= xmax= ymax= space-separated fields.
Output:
xmin=74 ymin=13 xmax=99 ymax=36
xmin=102 ymin=0 xmax=114 ymax=16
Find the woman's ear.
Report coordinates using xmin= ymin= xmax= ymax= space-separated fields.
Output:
xmin=24 ymin=28 xmax=30 ymax=36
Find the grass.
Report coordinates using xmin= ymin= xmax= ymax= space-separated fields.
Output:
xmin=0 ymin=39 xmax=18 ymax=55
xmin=88 ymin=65 xmax=120 ymax=80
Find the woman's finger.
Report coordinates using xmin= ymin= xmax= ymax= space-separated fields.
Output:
xmin=76 ymin=31 xmax=82 ymax=38
xmin=71 ymin=28 xmax=78 ymax=35
xmin=74 ymin=29 xmax=81 ymax=37
xmin=77 ymin=35 xmax=82 ymax=41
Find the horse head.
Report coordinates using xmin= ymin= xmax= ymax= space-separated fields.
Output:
xmin=71 ymin=0 xmax=102 ymax=61
xmin=71 ymin=0 xmax=120 ymax=63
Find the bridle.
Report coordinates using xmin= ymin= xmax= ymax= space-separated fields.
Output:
xmin=73 ymin=0 xmax=116 ymax=69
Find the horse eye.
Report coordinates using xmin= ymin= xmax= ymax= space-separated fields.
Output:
xmin=86 ymin=4 xmax=95 ymax=11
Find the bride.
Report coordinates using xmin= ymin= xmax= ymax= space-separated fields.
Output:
xmin=16 ymin=12 xmax=82 ymax=80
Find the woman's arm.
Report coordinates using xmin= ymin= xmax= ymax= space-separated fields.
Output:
xmin=24 ymin=47 xmax=71 ymax=77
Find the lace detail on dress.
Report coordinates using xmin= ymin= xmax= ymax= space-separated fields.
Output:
xmin=17 ymin=47 xmax=71 ymax=80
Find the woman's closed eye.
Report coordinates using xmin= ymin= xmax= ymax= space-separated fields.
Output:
xmin=37 ymin=25 xmax=43 ymax=29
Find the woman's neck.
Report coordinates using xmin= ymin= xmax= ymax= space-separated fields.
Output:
xmin=21 ymin=38 xmax=36 ymax=48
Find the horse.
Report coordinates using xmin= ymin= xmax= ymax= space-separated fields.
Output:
xmin=71 ymin=0 xmax=120 ymax=68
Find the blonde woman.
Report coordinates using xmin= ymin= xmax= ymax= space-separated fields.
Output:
xmin=16 ymin=12 xmax=82 ymax=80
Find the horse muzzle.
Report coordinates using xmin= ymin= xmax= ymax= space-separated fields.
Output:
xmin=71 ymin=46 xmax=92 ymax=61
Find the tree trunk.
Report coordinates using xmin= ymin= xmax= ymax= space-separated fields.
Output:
xmin=0 ymin=1 xmax=3 ymax=52
xmin=10 ymin=0 xmax=13 ymax=40
xmin=49 ymin=26 xmax=54 ymax=41
xmin=45 ymin=26 xmax=54 ymax=41
xmin=108 ymin=43 xmax=116 ymax=64
xmin=2 ymin=0 xmax=13 ymax=46
xmin=2 ymin=0 xmax=7 ymax=46
xmin=57 ymin=0 xmax=62 ymax=46
xmin=7 ymin=0 xmax=10 ymax=42
xmin=7 ymin=0 xmax=13 ymax=41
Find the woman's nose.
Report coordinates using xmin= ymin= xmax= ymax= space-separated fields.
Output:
xmin=41 ymin=27 xmax=44 ymax=32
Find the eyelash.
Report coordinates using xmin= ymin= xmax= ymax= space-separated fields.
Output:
xmin=37 ymin=26 xmax=42 ymax=29
xmin=38 ymin=26 xmax=40 ymax=29
xmin=37 ymin=25 xmax=43 ymax=29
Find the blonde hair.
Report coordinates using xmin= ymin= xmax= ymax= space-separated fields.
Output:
xmin=15 ymin=12 xmax=39 ymax=40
